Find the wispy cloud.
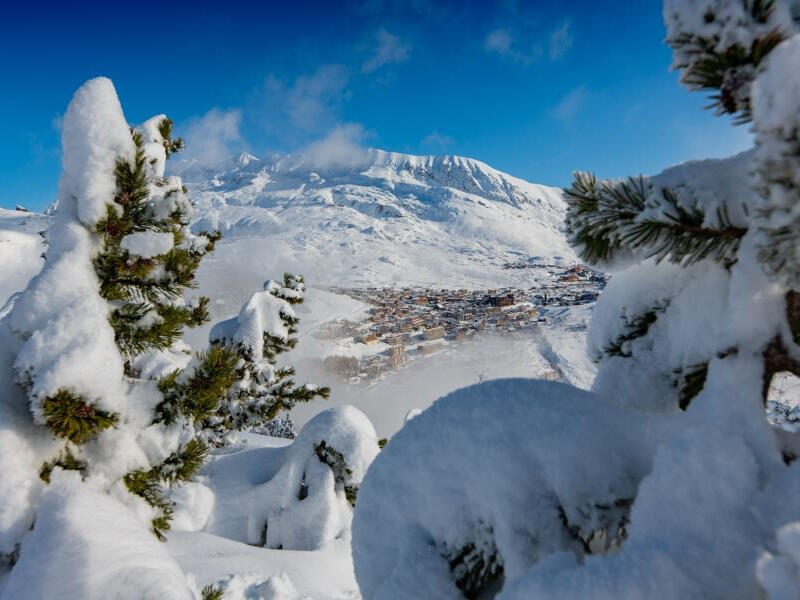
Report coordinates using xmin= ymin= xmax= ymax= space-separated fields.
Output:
xmin=303 ymin=123 xmax=370 ymax=171
xmin=549 ymin=20 xmax=573 ymax=60
xmin=552 ymin=85 xmax=588 ymax=121
xmin=484 ymin=29 xmax=514 ymax=55
xmin=484 ymin=18 xmax=574 ymax=65
xmin=484 ymin=28 xmax=540 ymax=64
xmin=362 ymin=30 xmax=411 ymax=73
xmin=180 ymin=108 xmax=244 ymax=167
xmin=421 ymin=131 xmax=454 ymax=151
xmin=257 ymin=64 xmax=351 ymax=136
xmin=175 ymin=63 xmax=358 ymax=168
xmin=286 ymin=65 xmax=350 ymax=131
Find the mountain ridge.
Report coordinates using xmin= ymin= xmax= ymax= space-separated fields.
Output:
xmin=179 ymin=149 xmax=576 ymax=296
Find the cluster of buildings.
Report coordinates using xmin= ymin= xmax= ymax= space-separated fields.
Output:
xmin=319 ymin=264 xmax=606 ymax=383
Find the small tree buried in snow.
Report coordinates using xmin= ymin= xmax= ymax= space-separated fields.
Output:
xmin=248 ymin=406 xmax=379 ymax=551
xmin=353 ymin=2 xmax=800 ymax=598
xmin=0 ymin=77 xmax=327 ymax=589
xmin=201 ymin=274 xmax=329 ymax=446
xmin=252 ymin=413 xmax=298 ymax=439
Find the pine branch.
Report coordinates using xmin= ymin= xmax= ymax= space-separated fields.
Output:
xmin=94 ymin=125 xmax=221 ymax=363
xmin=442 ymin=525 xmax=503 ymax=599
xmin=315 ymin=440 xmax=358 ymax=506
xmin=110 ymin=299 xmax=211 ymax=357
xmin=39 ymin=448 xmax=86 ymax=483
xmin=156 ymin=345 xmax=239 ymax=425
xmin=565 ymin=172 xmax=746 ymax=266
xmin=565 ymin=173 xmax=645 ymax=264
xmin=41 ymin=390 xmax=118 ymax=445
xmin=123 ymin=468 xmax=173 ymax=540
xmin=674 ymin=363 xmax=709 ymax=410
xmin=156 ymin=118 xmax=185 ymax=158
xmin=601 ymin=302 xmax=668 ymax=360
xmin=201 ymin=585 xmax=225 ymax=600
xmin=157 ymin=438 xmax=210 ymax=486
xmin=670 ymin=29 xmax=784 ymax=122
xmin=665 ymin=0 xmax=786 ymax=122
xmin=123 ymin=440 xmax=210 ymax=540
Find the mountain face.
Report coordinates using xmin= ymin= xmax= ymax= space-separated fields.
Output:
xmin=179 ymin=149 xmax=576 ymax=295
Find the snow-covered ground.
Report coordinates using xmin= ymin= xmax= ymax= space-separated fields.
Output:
xmin=166 ymin=419 xmax=376 ymax=600
xmin=0 ymin=210 xmax=47 ymax=311
xmin=0 ymin=152 xmax=595 ymax=599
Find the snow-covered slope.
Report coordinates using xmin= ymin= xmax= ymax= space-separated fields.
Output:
xmin=0 ymin=210 xmax=47 ymax=311
xmin=181 ymin=149 xmax=575 ymax=290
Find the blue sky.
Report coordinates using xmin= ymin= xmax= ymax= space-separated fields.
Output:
xmin=1 ymin=0 xmax=752 ymax=211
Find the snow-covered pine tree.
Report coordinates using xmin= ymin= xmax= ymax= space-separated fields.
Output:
xmin=0 ymin=76 xmax=328 ymax=585
xmin=10 ymin=77 xmax=238 ymax=541
xmin=353 ymin=2 xmax=800 ymax=598
xmin=567 ymin=0 xmax=800 ymax=417
xmin=199 ymin=274 xmax=330 ymax=446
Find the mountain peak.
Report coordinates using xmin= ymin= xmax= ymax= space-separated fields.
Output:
xmin=237 ymin=152 xmax=259 ymax=167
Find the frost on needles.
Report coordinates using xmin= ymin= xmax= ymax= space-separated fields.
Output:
xmin=352 ymin=2 xmax=800 ymax=598
xmin=0 ymin=78 xmax=328 ymax=593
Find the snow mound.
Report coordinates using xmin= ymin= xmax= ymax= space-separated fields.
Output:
xmin=210 ymin=281 xmax=297 ymax=353
xmin=249 ymin=405 xmax=379 ymax=550
xmin=500 ymin=426 xmax=765 ymax=599
xmin=1 ymin=472 xmax=194 ymax=600
xmin=213 ymin=572 xmax=301 ymax=600
xmin=120 ymin=231 xmax=174 ymax=258
xmin=353 ymin=373 xmax=797 ymax=599
xmin=0 ymin=79 xmax=152 ymax=559
xmin=352 ymin=379 xmax=667 ymax=599
xmin=758 ymin=521 xmax=800 ymax=599
xmin=189 ymin=408 xmax=378 ymax=551
xmin=169 ymin=480 xmax=215 ymax=532
xmin=9 ymin=77 xmax=132 ymax=412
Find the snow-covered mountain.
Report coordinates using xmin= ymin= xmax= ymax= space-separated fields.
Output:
xmin=180 ymin=149 xmax=576 ymax=292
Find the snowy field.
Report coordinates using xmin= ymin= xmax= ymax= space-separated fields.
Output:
xmin=0 ymin=204 xmax=594 ymax=598
xmin=0 ymin=210 xmax=47 ymax=311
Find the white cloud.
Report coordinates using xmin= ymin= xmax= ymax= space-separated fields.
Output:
xmin=287 ymin=65 xmax=350 ymax=131
xmin=421 ymin=131 xmax=454 ymax=151
xmin=303 ymin=123 xmax=370 ymax=171
xmin=261 ymin=65 xmax=351 ymax=134
xmin=553 ymin=86 xmax=588 ymax=121
xmin=180 ymin=108 xmax=244 ymax=167
xmin=485 ymin=19 xmax=573 ymax=64
xmin=484 ymin=28 xmax=542 ymax=64
xmin=362 ymin=30 xmax=411 ymax=73
xmin=549 ymin=20 xmax=573 ymax=60
xmin=484 ymin=29 xmax=513 ymax=55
